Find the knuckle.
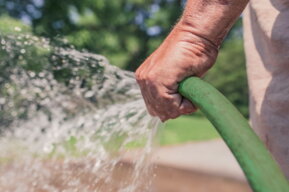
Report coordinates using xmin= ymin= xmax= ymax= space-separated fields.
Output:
xmin=164 ymin=96 xmax=179 ymax=107
xmin=135 ymin=70 xmax=142 ymax=80
xmin=135 ymin=73 xmax=145 ymax=86
xmin=161 ymin=94 xmax=172 ymax=100
xmin=136 ymin=78 xmax=142 ymax=85
xmin=135 ymin=71 xmax=157 ymax=85
xmin=146 ymin=71 xmax=158 ymax=81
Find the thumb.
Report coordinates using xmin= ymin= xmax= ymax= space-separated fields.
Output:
xmin=179 ymin=98 xmax=197 ymax=114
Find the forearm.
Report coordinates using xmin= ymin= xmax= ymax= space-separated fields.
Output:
xmin=178 ymin=0 xmax=249 ymax=47
xmin=136 ymin=1 xmax=249 ymax=121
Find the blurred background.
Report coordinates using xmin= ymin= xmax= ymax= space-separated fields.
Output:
xmin=0 ymin=0 xmax=248 ymax=145
xmin=0 ymin=1 xmax=252 ymax=191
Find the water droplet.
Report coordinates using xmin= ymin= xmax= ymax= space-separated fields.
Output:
xmin=0 ymin=98 xmax=5 ymax=104
xmin=20 ymin=49 xmax=26 ymax=54
xmin=0 ymin=31 xmax=159 ymax=192
xmin=14 ymin=26 xmax=22 ymax=32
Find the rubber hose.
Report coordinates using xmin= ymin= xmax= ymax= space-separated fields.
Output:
xmin=179 ymin=77 xmax=289 ymax=192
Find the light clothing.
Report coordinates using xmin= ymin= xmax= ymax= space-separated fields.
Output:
xmin=243 ymin=0 xmax=289 ymax=179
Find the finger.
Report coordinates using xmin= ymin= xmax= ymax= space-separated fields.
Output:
xmin=158 ymin=99 xmax=195 ymax=121
xmin=141 ymin=91 xmax=157 ymax=117
xmin=179 ymin=98 xmax=197 ymax=114
xmin=154 ymin=93 xmax=182 ymax=121
xmin=159 ymin=115 xmax=168 ymax=122
xmin=141 ymin=79 xmax=182 ymax=121
xmin=136 ymin=79 xmax=157 ymax=117
xmin=142 ymin=80 xmax=167 ymax=117
xmin=146 ymin=101 xmax=157 ymax=117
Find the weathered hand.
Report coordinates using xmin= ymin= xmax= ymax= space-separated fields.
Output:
xmin=135 ymin=24 xmax=218 ymax=121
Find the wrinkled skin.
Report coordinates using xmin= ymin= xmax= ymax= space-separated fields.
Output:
xmin=135 ymin=24 xmax=218 ymax=121
xmin=135 ymin=0 xmax=249 ymax=121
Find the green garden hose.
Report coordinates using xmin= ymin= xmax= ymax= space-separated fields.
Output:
xmin=179 ymin=77 xmax=289 ymax=192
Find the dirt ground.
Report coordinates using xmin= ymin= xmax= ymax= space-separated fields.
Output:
xmin=0 ymin=160 xmax=252 ymax=192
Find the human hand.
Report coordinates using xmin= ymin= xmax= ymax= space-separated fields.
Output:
xmin=135 ymin=24 xmax=218 ymax=121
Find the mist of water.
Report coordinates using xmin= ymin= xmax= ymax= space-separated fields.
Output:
xmin=0 ymin=29 xmax=160 ymax=192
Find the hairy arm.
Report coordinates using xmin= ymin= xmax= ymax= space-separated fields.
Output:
xmin=181 ymin=0 xmax=249 ymax=47
xmin=135 ymin=0 xmax=249 ymax=121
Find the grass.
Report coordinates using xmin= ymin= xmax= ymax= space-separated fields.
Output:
xmin=0 ymin=115 xmax=220 ymax=162
xmin=126 ymin=114 xmax=220 ymax=148
xmin=0 ymin=115 xmax=220 ymax=163
xmin=157 ymin=115 xmax=220 ymax=146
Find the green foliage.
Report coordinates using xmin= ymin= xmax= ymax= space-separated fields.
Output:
xmin=33 ymin=1 xmax=249 ymax=116
xmin=0 ymin=16 xmax=31 ymax=35
xmin=160 ymin=115 xmax=220 ymax=145
xmin=205 ymin=36 xmax=249 ymax=117
xmin=0 ymin=18 xmax=50 ymax=79
xmin=0 ymin=0 xmax=183 ymax=69
xmin=0 ymin=1 xmax=249 ymax=117
xmin=126 ymin=115 xmax=220 ymax=148
xmin=0 ymin=17 xmax=107 ymax=129
xmin=0 ymin=18 xmax=49 ymax=127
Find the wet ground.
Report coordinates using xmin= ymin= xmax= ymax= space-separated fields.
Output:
xmin=0 ymin=140 xmax=252 ymax=192
xmin=0 ymin=160 xmax=251 ymax=192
